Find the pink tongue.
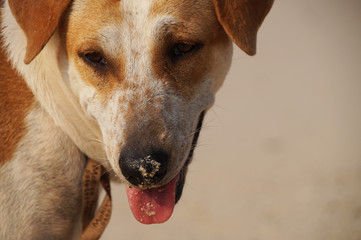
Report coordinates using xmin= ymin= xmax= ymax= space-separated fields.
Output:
xmin=126 ymin=175 xmax=179 ymax=224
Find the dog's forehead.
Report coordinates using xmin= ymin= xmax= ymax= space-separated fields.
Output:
xmin=125 ymin=0 xmax=217 ymax=32
xmin=70 ymin=0 xmax=217 ymax=37
xmin=117 ymin=0 xmax=214 ymax=18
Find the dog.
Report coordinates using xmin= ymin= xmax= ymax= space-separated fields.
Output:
xmin=0 ymin=0 xmax=273 ymax=239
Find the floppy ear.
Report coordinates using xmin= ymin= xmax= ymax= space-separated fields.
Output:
xmin=213 ymin=0 xmax=274 ymax=55
xmin=8 ymin=0 xmax=72 ymax=64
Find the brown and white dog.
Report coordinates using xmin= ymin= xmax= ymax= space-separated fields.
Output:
xmin=0 ymin=0 xmax=273 ymax=239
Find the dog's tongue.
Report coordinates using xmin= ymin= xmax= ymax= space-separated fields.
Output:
xmin=126 ymin=175 xmax=179 ymax=224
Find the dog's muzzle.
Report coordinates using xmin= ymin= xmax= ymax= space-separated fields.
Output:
xmin=119 ymin=111 xmax=205 ymax=224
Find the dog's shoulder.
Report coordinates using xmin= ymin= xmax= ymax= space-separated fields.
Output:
xmin=0 ymin=40 xmax=34 ymax=165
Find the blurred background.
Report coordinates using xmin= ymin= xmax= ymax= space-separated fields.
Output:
xmin=102 ymin=0 xmax=361 ymax=239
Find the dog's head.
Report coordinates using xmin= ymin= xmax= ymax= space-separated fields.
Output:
xmin=8 ymin=0 xmax=273 ymax=224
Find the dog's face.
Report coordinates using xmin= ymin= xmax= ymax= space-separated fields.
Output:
xmin=61 ymin=0 xmax=232 ymax=188
xmin=7 ymin=0 xmax=273 ymax=224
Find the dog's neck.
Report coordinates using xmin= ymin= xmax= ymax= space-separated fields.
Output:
xmin=0 ymin=2 xmax=106 ymax=162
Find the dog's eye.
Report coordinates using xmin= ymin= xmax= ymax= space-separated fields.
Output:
xmin=174 ymin=43 xmax=195 ymax=56
xmin=82 ymin=52 xmax=105 ymax=66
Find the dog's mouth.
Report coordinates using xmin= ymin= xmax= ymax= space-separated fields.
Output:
xmin=124 ymin=111 xmax=205 ymax=224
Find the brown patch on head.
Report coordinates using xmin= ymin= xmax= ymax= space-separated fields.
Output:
xmin=0 ymin=44 xmax=34 ymax=166
xmin=60 ymin=0 xmax=126 ymax=98
xmin=149 ymin=0 xmax=230 ymax=99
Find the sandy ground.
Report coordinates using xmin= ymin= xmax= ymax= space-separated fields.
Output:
xmin=101 ymin=0 xmax=361 ymax=239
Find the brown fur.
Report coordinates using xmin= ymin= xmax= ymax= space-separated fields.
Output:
xmin=60 ymin=0 xmax=126 ymax=97
xmin=213 ymin=0 xmax=274 ymax=55
xmin=0 ymin=43 xmax=34 ymax=166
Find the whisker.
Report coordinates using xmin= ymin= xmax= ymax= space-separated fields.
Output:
xmin=87 ymin=139 xmax=104 ymax=144
xmin=210 ymin=108 xmax=223 ymax=125
xmin=102 ymin=167 xmax=116 ymax=178
xmin=95 ymin=160 xmax=109 ymax=168
xmin=213 ymin=104 xmax=230 ymax=113
xmin=185 ymin=129 xmax=198 ymax=138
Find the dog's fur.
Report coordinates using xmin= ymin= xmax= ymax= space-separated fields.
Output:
xmin=0 ymin=0 xmax=273 ymax=239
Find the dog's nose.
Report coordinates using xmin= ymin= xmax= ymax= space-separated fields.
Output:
xmin=119 ymin=149 xmax=169 ymax=187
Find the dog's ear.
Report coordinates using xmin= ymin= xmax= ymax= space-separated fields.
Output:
xmin=213 ymin=0 xmax=274 ymax=55
xmin=8 ymin=0 xmax=72 ymax=64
